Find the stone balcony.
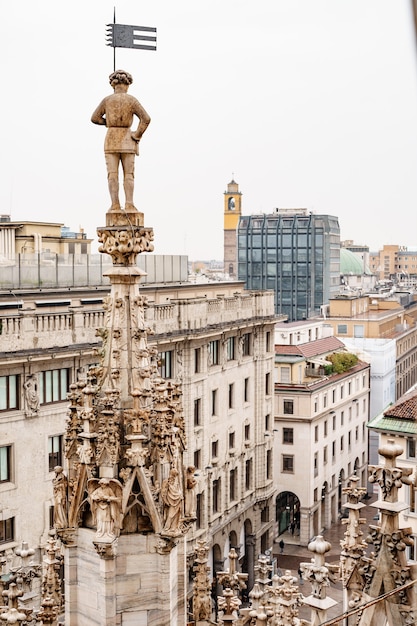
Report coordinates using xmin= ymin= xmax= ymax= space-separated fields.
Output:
xmin=0 ymin=291 xmax=278 ymax=354
xmin=148 ymin=291 xmax=278 ymax=337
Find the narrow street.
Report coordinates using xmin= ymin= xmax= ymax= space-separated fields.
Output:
xmin=272 ymin=491 xmax=379 ymax=622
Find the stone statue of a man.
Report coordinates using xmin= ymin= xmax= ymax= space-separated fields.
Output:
xmin=91 ymin=69 xmax=151 ymax=212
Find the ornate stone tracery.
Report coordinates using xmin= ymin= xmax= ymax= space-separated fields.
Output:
xmin=54 ymin=202 xmax=190 ymax=581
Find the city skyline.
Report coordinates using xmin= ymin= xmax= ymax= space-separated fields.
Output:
xmin=1 ymin=1 xmax=417 ymax=260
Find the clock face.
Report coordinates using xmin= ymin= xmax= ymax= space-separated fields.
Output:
xmin=228 ymin=197 xmax=235 ymax=211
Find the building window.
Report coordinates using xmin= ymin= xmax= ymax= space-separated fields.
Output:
xmin=0 ymin=375 xmax=19 ymax=411
xmin=324 ymin=420 xmax=328 ymax=437
xmin=244 ymin=378 xmax=250 ymax=402
xmin=332 ymin=441 xmax=336 ymax=460
xmin=158 ymin=351 xmax=173 ymax=379
xmin=48 ymin=435 xmax=63 ymax=472
xmin=208 ymin=340 xmax=220 ymax=365
xmin=265 ymin=372 xmax=271 ymax=395
xmin=242 ymin=333 xmax=251 ymax=356
xmin=226 ymin=337 xmax=236 ymax=361
xmin=39 ymin=369 xmax=70 ymax=404
xmin=194 ymin=449 xmax=201 ymax=469
xmin=0 ymin=518 xmax=14 ymax=544
xmin=323 ymin=394 xmax=327 ymax=408
xmin=49 ymin=505 xmax=55 ymax=530
xmin=266 ymin=331 xmax=271 ymax=352
xmin=261 ymin=506 xmax=269 ymax=523
xmin=266 ymin=449 xmax=272 ymax=479
xmin=283 ymin=400 xmax=294 ymax=415
xmin=228 ymin=384 xmax=234 ymax=409
xmin=283 ymin=428 xmax=293 ymax=444
xmin=341 ymin=411 xmax=344 ymax=426
xmin=340 ymin=436 xmax=344 ymax=451
xmin=282 ymin=455 xmax=294 ymax=473
xmin=323 ymin=446 xmax=328 ymax=464
xmin=408 ymin=439 xmax=416 ymax=459
xmin=337 ymin=324 xmax=348 ymax=334
xmin=229 ymin=468 xmax=237 ymax=502
xmin=0 ymin=446 xmax=11 ymax=483
xmin=265 ymin=414 xmax=270 ymax=431
xmin=194 ymin=398 xmax=202 ymax=426
xmin=194 ymin=348 xmax=201 ymax=373
xmin=332 ymin=389 xmax=336 ymax=403
xmin=354 ymin=325 xmax=364 ymax=338
xmin=333 ymin=415 xmax=336 ymax=430
xmin=211 ymin=440 xmax=218 ymax=460
xmin=229 ymin=431 xmax=235 ymax=450
xmin=314 ymin=425 xmax=318 ymax=443
xmin=244 ymin=424 xmax=250 ymax=441
xmin=245 ymin=458 xmax=253 ymax=489
xmin=280 ymin=367 xmax=290 ymax=383
xmin=196 ymin=493 xmax=203 ymax=529
xmin=212 ymin=479 xmax=220 ymax=513
xmin=211 ymin=389 xmax=217 ymax=416
xmin=314 ymin=452 xmax=318 ymax=476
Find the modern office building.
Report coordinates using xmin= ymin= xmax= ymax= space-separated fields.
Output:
xmin=237 ymin=208 xmax=340 ymax=321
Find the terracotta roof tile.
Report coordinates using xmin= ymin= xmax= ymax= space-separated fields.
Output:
xmin=275 ymin=336 xmax=345 ymax=359
xmin=383 ymin=389 xmax=417 ymax=421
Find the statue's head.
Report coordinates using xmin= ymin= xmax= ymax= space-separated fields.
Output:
xmin=109 ymin=70 xmax=133 ymax=87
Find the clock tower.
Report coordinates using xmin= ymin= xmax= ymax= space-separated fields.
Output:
xmin=223 ymin=178 xmax=242 ymax=279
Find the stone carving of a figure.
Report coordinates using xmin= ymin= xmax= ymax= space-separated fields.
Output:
xmin=90 ymin=478 xmax=121 ymax=542
xmin=161 ymin=468 xmax=182 ymax=534
xmin=52 ymin=466 xmax=68 ymax=529
xmin=24 ymin=374 xmax=40 ymax=413
xmin=91 ymin=69 xmax=151 ymax=212
xmin=185 ymin=466 xmax=197 ymax=518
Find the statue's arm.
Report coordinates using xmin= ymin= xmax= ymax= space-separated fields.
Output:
xmin=91 ymin=99 xmax=107 ymax=126
xmin=131 ymin=101 xmax=151 ymax=141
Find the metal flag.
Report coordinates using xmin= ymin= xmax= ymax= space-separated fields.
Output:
xmin=106 ymin=23 xmax=157 ymax=51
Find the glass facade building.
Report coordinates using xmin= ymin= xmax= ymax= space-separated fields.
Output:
xmin=237 ymin=210 xmax=340 ymax=321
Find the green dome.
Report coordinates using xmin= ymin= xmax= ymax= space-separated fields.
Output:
xmin=340 ymin=248 xmax=372 ymax=275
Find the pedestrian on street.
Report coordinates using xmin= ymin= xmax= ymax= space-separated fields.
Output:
xmin=279 ymin=539 xmax=284 ymax=554
xmin=298 ymin=566 xmax=304 ymax=585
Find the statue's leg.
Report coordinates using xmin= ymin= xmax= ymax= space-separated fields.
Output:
xmin=105 ymin=153 xmax=121 ymax=210
xmin=121 ymin=153 xmax=135 ymax=210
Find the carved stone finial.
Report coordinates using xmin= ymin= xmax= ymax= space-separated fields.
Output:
xmin=192 ymin=540 xmax=212 ymax=623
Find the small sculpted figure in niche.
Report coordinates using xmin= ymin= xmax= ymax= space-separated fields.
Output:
xmin=91 ymin=69 xmax=151 ymax=212
xmin=53 ymin=466 xmax=68 ymax=529
xmin=24 ymin=374 xmax=40 ymax=413
xmin=161 ymin=468 xmax=183 ymax=534
xmin=90 ymin=478 xmax=121 ymax=542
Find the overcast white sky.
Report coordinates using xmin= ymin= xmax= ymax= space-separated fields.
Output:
xmin=1 ymin=1 xmax=417 ymax=259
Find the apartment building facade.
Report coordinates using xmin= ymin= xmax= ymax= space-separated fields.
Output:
xmin=273 ymin=324 xmax=370 ymax=546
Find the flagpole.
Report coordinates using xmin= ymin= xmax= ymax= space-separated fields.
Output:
xmin=113 ymin=7 xmax=116 ymax=71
